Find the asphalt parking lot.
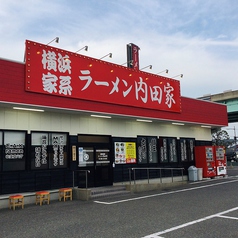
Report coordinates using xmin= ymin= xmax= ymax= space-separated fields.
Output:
xmin=0 ymin=167 xmax=238 ymax=238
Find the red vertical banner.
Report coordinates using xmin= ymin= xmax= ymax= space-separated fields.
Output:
xmin=127 ymin=43 xmax=140 ymax=70
xmin=132 ymin=43 xmax=140 ymax=70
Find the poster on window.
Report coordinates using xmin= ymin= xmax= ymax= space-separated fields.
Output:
xmin=0 ymin=131 xmax=2 ymax=171
xmin=114 ymin=142 xmax=136 ymax=164
xmin=167 ymin=138 xmax=178 ymax=162
xmin=31 ymin=133 xmax=49 ymax=170
xmin=137 ymin=137 xmax=147 ymax=164
xmin=125 ymin=142 xmax=136 ymax=164
xmin=96 ymin=149 xmax=110 ymax=165
xmin=180 ymin=138 xmax=188 ymax=162
xmin=49 ymin=133 xmax=68 ymax=169
xmin=159 ymin=138 xmax=169 ymax=163
xmin=3 ymin=131 xmax=26 ymax=171
xmin=147 ymin=137 xmax=158 ymax=163
xmin=187 ymin=138 xmax=195 ymax=161
xmin=78 ymin=147 xmax=94 ymax=167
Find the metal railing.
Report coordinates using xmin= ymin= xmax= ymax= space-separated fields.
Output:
xmin=73 ymin=170 xmax=90 ymax=188
xmin=129 ymin=167 xmax=185 ymax=185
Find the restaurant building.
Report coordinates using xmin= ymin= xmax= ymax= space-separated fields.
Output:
xmin=0 ymin=40 xmax=228 ymax=195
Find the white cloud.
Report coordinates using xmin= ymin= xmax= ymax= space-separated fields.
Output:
xmin=1 ymin=0 xmax=238 ymax=98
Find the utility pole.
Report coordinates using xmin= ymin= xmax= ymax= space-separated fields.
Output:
xmin=234 ymin=126 xmax=237 ymax=142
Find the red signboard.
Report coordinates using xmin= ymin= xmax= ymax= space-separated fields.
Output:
xmin=126 ymin=43 xmax=140 ymax=70
xmin=25 ymin=40 xmax=181 ymax=112
xmin=127 ymin=43 xmax=140 ymax=70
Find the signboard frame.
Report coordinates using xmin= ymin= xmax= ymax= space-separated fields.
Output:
xmin=25 ymin=40 xmax=181 ymax=113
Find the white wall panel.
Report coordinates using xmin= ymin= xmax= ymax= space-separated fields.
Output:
xmin=16 ymin=111 xmax=29 ymax=130
xmin=29 ymin=113 xmax=41 ymax=131
xmin=86 ymin=117 xmax=97 ymax=133
xmin=0 ymin=108 xmax=212 ymax=141
xmin=69 ymin=116 xmax=81 ymax=134
xmin=60 ymin=114 xmax=71 ymax=133
xmin=39 ymin=113 xmax=52 ymax=131
xmin=110 ymin=119 xmax=127 ymax=136
xmin=0 ymin=110 xmax=5 ymax=128
xmin=4 ymin=110 xmax=17 ymax=129
xmin=51 ymin=113 xmax=61 ymax=131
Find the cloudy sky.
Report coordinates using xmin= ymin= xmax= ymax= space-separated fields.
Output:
xmin=1 ymin=0 xmax=238 ymax=134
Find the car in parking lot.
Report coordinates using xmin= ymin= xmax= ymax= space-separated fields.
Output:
xmin=225 ymin=145 xmax=238 ymax=162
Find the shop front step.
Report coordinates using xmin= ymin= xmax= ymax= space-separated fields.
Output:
xmin=90 ymin=185 xmax=130 ymax=199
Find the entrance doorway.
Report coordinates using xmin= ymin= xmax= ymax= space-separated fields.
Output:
xmin=77 ymin=134 xmax=113 ymax=188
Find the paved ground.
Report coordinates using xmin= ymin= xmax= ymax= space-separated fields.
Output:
xmin=0 ymin=167 xmax=238 ymax=238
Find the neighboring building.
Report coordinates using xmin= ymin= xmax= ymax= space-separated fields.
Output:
xmin=225 ymin=145 xmax=238 ymax=162
xmin=198 ymin=90 xmax=238 ymax=123
xmin=0 ymin=40 xmax=228 ymax=195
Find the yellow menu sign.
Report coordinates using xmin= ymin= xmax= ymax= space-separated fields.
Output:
xmin=115 ymin=142 xmax=136 ymax=164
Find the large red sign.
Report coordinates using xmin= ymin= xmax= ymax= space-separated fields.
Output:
xmin=25 ymin=40 xmax=181 ymax=112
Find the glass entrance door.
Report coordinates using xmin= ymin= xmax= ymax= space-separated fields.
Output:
xmin=94 ymin=148 xmax=112 ymax=187
xmin=77 ymin=134 xmax=113 ymax=188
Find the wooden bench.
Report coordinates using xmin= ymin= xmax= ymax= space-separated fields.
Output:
xmin=59 ymin=188 xmax=72 ymax=202
xmin=9 ymin=195 xmax=24 ymax=210
xmin=35 ymin=191 xmax=50 ymax=206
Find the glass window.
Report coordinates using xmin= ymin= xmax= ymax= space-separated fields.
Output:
xmin=31 ymin=132 xmax=68 ymax=170
xmin=0 ymin=131 xmax=2 ymax=171
xmin=147 ymin=137 xmax=158 ymax=163
xmin=3 ymin=131 xmax=26 ymax=171
xmin=49 ymin=133 xmax=68 ymax=169
xmin=159 ymin=138 xmax=169 ymax=163
xmin=31 ymin=132 xmax=49 ymax=170
xmin=78 ymin=147 xmax=94 ymax=167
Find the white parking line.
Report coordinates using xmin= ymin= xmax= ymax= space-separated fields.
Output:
xmin=142 ymin=207 xmax=238 ymax=238
xmin=218 ymin=215 xmax=238 ymax=220
xmin=94 ymin=180 xmax=238 ymax=205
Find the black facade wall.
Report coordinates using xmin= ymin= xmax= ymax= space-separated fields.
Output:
xmin=0 ymin=131 xmax=209 ymax=195
xmin=0 ymin=131 xmax=76 ymax=195
xmin=112 ymin=137 xmax=200 ymax=183
xmin=195 ymin=140 xmax=212 ymax=146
